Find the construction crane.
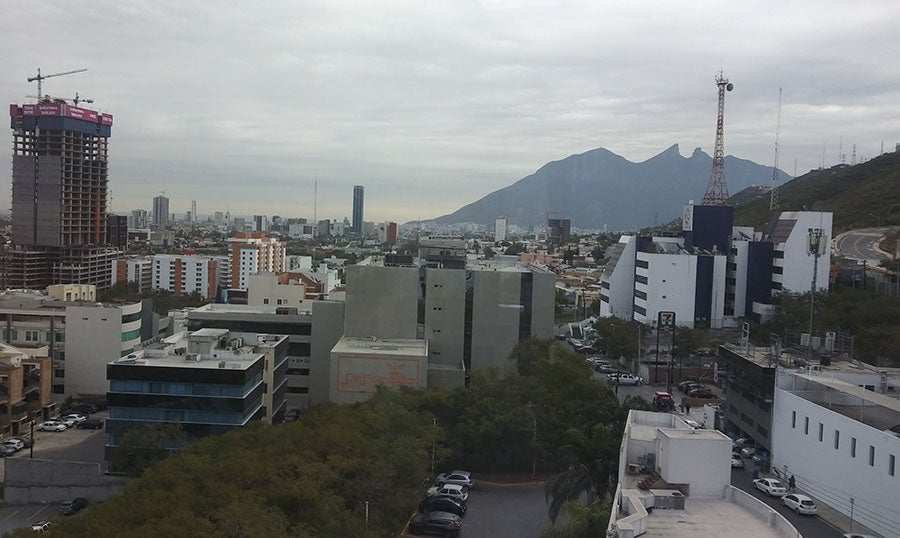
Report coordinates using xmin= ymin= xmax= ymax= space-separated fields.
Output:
xmin=701 ymin=72 xmax=734 ymax=206
xmin=770 ymin=87 xmax=782 ymax=211
xmin=26 ymin=68 xmax=87 ymax=102
xmin=25 ymin=92 xmax=93 ymax=106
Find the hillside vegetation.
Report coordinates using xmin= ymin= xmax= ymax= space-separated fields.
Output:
xmin=732 ymin=151 xmax=900 ymax=233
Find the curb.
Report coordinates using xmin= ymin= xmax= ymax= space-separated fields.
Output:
xmin=477 ymin=480 xmax=547 ymax=488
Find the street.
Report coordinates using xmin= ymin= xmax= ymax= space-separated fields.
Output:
xmin=835 ymin=227 xmax=892 ymax=263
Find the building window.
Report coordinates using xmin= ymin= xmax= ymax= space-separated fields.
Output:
xmin=818 ymin=423 xmax=824 ymax=442
xmin=757 ymin=425 xmax=768 ymax=438
xmin=834 ymin=430 xmax=840 ymax=450
xmin=851 ymin=437 xmax=857 ymax=458
xmin=53 ymin=369 xmax=65 ymax=378
xmin=890 ymin=455 xmax=896 ymax=477
xmin=869 ymin=446 xmax=876 ymax=466
xmin=804 ymin=417 xmax=809 ymax=435
xmin=25 ymin=330 xmax=39 ymax=342
xmin=791 ymin=411 xmax=796 ymax=428
xmin=263 ymin=298 xmax=269 ymax=304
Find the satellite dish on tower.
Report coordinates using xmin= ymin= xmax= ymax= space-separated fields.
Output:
xmin=726 ymin=83 xmax=734 ymax=91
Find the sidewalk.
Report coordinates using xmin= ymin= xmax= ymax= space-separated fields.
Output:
xmin=806 ymin=493 xmax=880 ymax=537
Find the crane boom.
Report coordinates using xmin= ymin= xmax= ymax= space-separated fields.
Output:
xmin=26 ymin=68 xmax=87 ymax=102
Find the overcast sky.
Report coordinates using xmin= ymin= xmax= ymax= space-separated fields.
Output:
xmin=2 ymin=1 xmax=899 ymax=224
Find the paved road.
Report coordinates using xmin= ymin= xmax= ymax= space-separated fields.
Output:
xmin=460 ymin=484 xmax=551 ymax=538
xmin=730 ymin=466 xmax=843 ymax=538
xmin=835 ymin=227 xmax=892 ymax=263
xmin=0 ymin=503 xmax=60 ymax=535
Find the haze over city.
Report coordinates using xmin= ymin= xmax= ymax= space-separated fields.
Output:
xmin=2 ymin=0 xmax=899 ymax=224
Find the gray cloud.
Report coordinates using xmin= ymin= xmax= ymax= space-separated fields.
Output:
xmin=2 ymin=0 xmax=899 ymax=224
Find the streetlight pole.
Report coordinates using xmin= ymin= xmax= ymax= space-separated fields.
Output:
xmin=849 ymin=497 xmax=855 ymax=533
xmin=431 ymin=417 xmax=436 ymax=476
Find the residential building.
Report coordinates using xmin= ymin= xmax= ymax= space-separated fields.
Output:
xmin=377 ymin=222 xmax=398 ymax=245
xmin=111 ymin=257 xmax=154 ymax=293
xmin=607 ymin=410 xmax=803 ymax=538
xmin=2 ymin=101 xmax=119 ymax=289
xmin=772 ymin=371 xmax=900 ymax=538
xmin=0 ymin=288 xmax=145 ymax=398
xmin=152 ymin=254 xmax=220 ymax=299
xmin=247 ymin=272 xmax=318 ymax=306
xmin=152 ymin=195 xmax=170 ymax=229
xmin=130 ymin=209 xmax=149 ymax=230
xmin=494 ymin=217 xmax=508 ymax=242
xmin=352 ymin=185 xmax=364 ymax=235
xmin=227 ymin=233 xmax=286 ymax=290
xmin=105 ymin=328 xmax=288 ymax=461
xmin=0 ymin=342 xmax=54 ymax=437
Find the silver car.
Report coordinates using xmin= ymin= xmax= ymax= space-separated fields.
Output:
xmin=436 ymin=470 xmax=474 ymax=489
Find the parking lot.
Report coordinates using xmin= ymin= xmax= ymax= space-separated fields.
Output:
xmin=402 ymin=482 xmax=552 ymax=538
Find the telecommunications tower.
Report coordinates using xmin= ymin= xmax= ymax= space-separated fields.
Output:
xmin=701 ymin=72 xmax=734 ymax=206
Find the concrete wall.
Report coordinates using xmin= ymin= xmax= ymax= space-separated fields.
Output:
xmin=772 ymin=387 xmax=900 ymax=538
xmin=600 ymin=235 xmax=637 ymax=320
xmin=530 ymin=271 xmax=555 ymax=340
xmin=3 ymin=458 xmax=127 ymax=505
xmin=635 ymin=253 xmax=697 ymax=327
xmin=64 ymin=305 xmax=123 ymax=397
xmin=773 ymin=211 xmax=832 ymax=294
xmin=470 ymin=271 xmax=524 ymax=370
xmin=658 ymin=431 xmax=731 ymax=497
xmin=12 ymin=156 xmax=63 ymax=247
xmin=424 ymin=269 xmax=466 ymax=369
xmin=329 ymin=349 xmax=427 ymax=405
xmin=310 ymin=301 xmax=345 ymax=405
xmin=724 ymin=486 xmax=805 ymax=538
xmin=344 ymin=266 xmax=418 ymax=339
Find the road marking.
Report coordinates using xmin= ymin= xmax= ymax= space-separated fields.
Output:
xmin=1 ymin=506 xmax=26 ymax=522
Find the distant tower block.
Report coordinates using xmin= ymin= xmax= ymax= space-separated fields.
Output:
xmin=701 ymin=72 xmax=734 ymax=206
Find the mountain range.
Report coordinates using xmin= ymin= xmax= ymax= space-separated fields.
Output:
xmin=429 ymin=145 xmax=790 ymax=230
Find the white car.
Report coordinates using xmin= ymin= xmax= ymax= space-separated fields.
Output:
xmin=609 ymin=373 xmax=642 ymax=386
xmin=56 ymin=416 xmax=77 ymax=428
xmin=782 ymin=494 xmax=817 ymax=515
xmin=61 ymin=413 xmax=87 ymax=424
xmin=427 ymin=483 xmax=469 ymax=503
xmin=730 ymin=455 xmax=744 ymax=468
xmin=37 ymin=421 xmax=67 ymax=432
xmin=753 ymin=478 xmax=787 ymax=497
xmin=436 ymin=470 xmax=474 ymax=489
xmin=3 ymin=438 xmax=24 ymax=451
xmin=740 ymin=446 xmax=756 ymax=458
xmin=31 ymin=521 xmax=50 ymax=533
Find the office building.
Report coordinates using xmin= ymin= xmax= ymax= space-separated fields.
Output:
xmin=352 ymin=185 xmax=364 ymax=235
xmin=547 ymin=218 xmax=571 ymax=245
xmin=377 ymin=222 xmax=398 ymax=245
xmin=152 ymin=254 xmax=220 ymax=299
xmin=105 ymin=328 xmax=288 ymax=461
xmin=227 ymin=233 xmax=286 ymax=290
xmin=191 ymin=200 xmax=197 ymax=224
xmin=2 ymin=101 xmax=120 ymax=289
xmin=253 ymin=215 xmax=268 ymax=233
xmin=607 ymin=410 xmax=802 ymax=537
xmin=152 ymin=195 xmax=170 ymax=229
xmin=772 ymin=370 xmax=900 ymax=538
xmin=0 ymin=342 xmax=54 ymax=437
xmin=106 ymin=214 xmax=128 ymax=249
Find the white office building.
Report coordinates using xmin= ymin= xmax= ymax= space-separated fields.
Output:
xmin=494 ymin=217 xmax=508 ymax=242
xmin=772 ymin=371 xmax=900 ymax=538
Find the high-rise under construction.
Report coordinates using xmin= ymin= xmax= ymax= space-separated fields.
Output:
xmin=2 ymin=100 xmax=120 ymax=289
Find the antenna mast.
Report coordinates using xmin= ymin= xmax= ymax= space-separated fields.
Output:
xmin=701 ymin=72 xmax=734 ymax=206
xmin=770 ymin=87 xmax=782 ymax=211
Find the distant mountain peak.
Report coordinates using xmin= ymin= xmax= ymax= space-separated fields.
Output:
xmin=691 ymin=147 xmax=705 ymax=157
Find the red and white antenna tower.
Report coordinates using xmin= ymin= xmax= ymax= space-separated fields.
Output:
xmin=701 ymin=72 xmax=734 ymax=206
xmin=770 ymin=87 xmax=782 ymax=211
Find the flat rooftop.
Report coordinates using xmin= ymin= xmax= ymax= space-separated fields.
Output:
xmin=332 ymin=336 xmax=427 ymax=357
xmin=638 ymin=497 xmax=786 ymax=537
xmin=788 ymin=373 xmax=900 ymax=431
xmin=721 ymin=344 xmax=899 ymax=377
xmin=188 ymin=303 xmax=313 ymax=317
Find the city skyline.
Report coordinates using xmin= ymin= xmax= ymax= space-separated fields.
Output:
xmin=2 ymin=1 xmax=899 ymax=224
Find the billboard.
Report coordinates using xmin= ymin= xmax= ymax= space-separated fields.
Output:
xmin=335 ymin=355 xmax=421 ymax=394
xmin=14 ymin=102 xmax=112 ymax=125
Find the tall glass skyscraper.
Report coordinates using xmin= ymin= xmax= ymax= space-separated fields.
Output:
xmin=352 ymin=185 xmax=364 ymax=235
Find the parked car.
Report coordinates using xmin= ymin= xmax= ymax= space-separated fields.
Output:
xmin=76 ymin=418 xmax=105 ymax=430
xmin=676 ymin=379 xmax=699 ymax=392
xmin=426 ymin=484 xmax=469 ymax=503
xmin=782 ymin=494 xmax=818 ymax=515
xmin=732 ymin=437 xmax=754 ymax=449
xmin=752 ymin=450 xmax=770 ymax=464
xmin=61 ymin=413 xmax=87 ymax=424
xmin=740 ymin=446 xmax=757 ymax=458
xmin=3 ymin=438 xmax=24 ymax=451
xmin=679 ymin=381 xmax=702 ymax=393
xmin=608 ymin=373 xmax=642 ymax=386
xmin=753 ymin=478 xmax=787 ymax=497
xmin=686 ymin=386 xmax=715 ymax=398
xmin=435 ymin=470 xmax=474 ymax=489
xmin=56 ymin=416 xmax=77 ymax=428
xmin=598 ymin=365 xmax=621 ymax=375
xmin=0 ymin=445 xmax=17 ymax=457
xmin=37 ymin=421 xmax=67 ymax=432
xmin=31 ymin=521 xmax=51 ymax=533
xmin=843 ymin=534 xmax=878 ymax=538
xmin=71 ymin=403 xmax=98 ymax=414
xmin=419 ymin=496 xmax=466 ymax=516
xmin=10 ymin=436 xmax=33 ymax=448
xmin=59 ymin=497 xmax=89 ymax=515
xmin=730 ymin=454 xmax=745 ymax=468
xmin=408 ymin=511 xmax=462 ymax=537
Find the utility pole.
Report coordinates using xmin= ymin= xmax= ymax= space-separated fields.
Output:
xmin=807 ymin=228 xmax=826 ymax=359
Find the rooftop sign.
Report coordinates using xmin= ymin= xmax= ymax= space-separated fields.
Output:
xmin=10 ymin=102 xmax=113 ymax=126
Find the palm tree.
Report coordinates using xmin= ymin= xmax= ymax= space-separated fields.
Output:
xmin=544 ymin=423 xmax=619 ymax=523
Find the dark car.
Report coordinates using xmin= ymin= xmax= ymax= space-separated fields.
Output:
xmin=419 ymin=496 xmax=466 ymax=516
xmin=408 ymin=511 xmax=462 ymax=537
xmin=687 ymin=387 xmax=716 ymax=399
xmin=0 ymin=445 xmax=16 ymax=457
xmin=76 ymin=418 xmax=104 ymax=430
xmin=71 ymin=403 xmax=98 ymax=415
xmin=680 ymin=381 xmax=702 ymax=393
xmin=59 ymin=497 xmax=89 ymax=516
xmin=676 ymin=379 xmax=698 ymax=391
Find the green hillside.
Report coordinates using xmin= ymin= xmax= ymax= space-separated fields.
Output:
xmin=732 ymin=150 xmax=900 ymax=233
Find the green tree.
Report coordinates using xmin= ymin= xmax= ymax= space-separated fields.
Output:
xmin=112 ymin=422 xmax=189 ymax=477
xmin=540 ymin=501 xmax=611 ymax=538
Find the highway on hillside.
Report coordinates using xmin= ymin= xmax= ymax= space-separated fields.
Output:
xmin=834 ymin=227 xmax=892 ymax=263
